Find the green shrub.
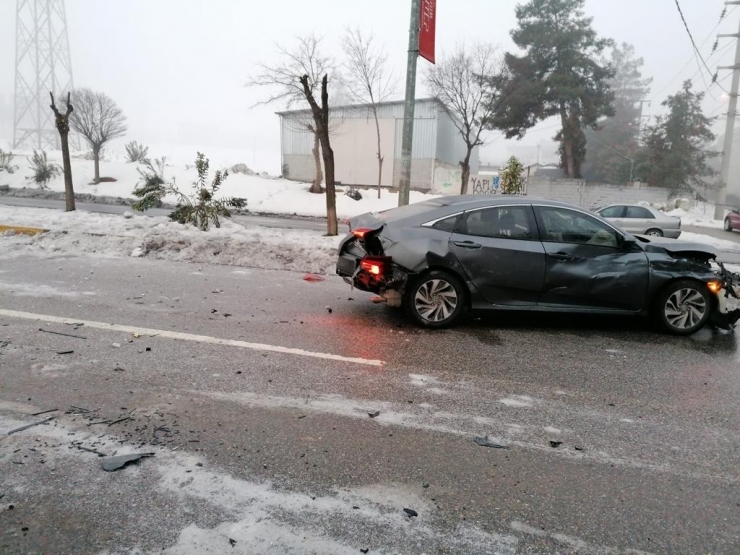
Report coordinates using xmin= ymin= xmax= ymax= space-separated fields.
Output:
xmin=133 ymin=152 xmax=246 ymax=230
xmin=27 ymin=150 xmax=61 ymax=189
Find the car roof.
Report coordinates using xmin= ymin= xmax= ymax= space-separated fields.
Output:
xmin=600 ymin=203 xmax=655 ymax=208
xmin=431 ymin=195 xmax=582 ymax=211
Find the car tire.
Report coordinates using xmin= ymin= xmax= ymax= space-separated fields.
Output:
xmin=405 ymin=270 xmax=466 ymax=329
xmin=724 ymin=218 xmax=733 ymax=232
xmin=645 ymin=228 xmax=664 ymax=237
xmin=653 ymin=280 xmax=713 ymax=335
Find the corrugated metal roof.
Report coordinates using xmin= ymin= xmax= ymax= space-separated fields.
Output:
xmin=277 ymin=97 xmax=444 ymax=119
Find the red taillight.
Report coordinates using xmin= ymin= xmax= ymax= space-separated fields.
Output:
xmin=360 ymin=256 xmax=391 ymax=277
xmin=352 ymin=227 xmax=374 ymax=239
xmin=361 ymin=261 xmax=382 ymax=275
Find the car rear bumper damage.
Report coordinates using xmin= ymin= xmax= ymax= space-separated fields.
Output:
xmin=336 ymin=229 xmax=409 ymax=306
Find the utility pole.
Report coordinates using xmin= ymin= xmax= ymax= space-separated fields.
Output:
xmin=398 ymin=0 xmax=421 ymax=207
xmin=637 ymin=99 xmax=651 ymax=134
xmin=13 ymin=0 xmax=75 ymax=150
xmin=714 ymin=1 xmax=740 ymax=220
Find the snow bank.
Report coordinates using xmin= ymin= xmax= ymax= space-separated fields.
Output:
xmin=0 ymin=206 xmax=342 ymax=275
xmin=678 ymin=231 xmax=740 ymax=252
xmin=664 ymin=203 xmax=725 ymax=229
xmin=0 ymin=150 xmax=439 ymax=220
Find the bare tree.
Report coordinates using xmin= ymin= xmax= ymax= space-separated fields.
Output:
xmin=50 ymin=92 xmax=75 ymax=211
xmin=68 ymin=88 xmax=127 ymax=183
xmin=300 ymin=74 xmax=338 ymax=236
xmin=247 ymin=35 xmax=334 ymax=194
xmin=426 ymin=43 xmax=506 ymax=194
xmin=342 ymin=29 xmax=397 ymax=199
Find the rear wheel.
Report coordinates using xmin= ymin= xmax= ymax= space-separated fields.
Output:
xmin=725 ymin=218 xmax=733 ymax=232
xmin=653 ymin=280 xmax=712 ymax=335
xmin=645 ymin=228 xmax=663 ymax=237
xmin=405 ymin=270 xmax=466 ymax=329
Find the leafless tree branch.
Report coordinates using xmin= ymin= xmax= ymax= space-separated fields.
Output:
xmin=341 ymin=28 xmax=398 ymax=197
xmin=426 ymin=43 xmax=506 ymax=194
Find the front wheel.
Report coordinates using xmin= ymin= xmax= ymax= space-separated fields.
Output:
xmin=405 ymin=270 xmax=466 ymax=329
xmin=725 ymin=218 xmax=733 ymax=232
xmin=653 ymin=280 xmax=712 ymax=335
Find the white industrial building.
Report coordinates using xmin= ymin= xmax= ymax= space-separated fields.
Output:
xmin=277 ymin=98 xmax=479 ymax=193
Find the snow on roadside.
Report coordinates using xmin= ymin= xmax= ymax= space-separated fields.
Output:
xmin=0 ymin=151 xmax=439 ymax=220
xmin=664 ymin=203 xmax=725 ymax=229
xmin=677 ymin=231 xmax=740 ymax=252
xmin=0 ymin=206 xmax=342 ymax=275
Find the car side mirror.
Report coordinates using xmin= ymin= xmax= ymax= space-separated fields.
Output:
xmin=621 ymin=236 xmax=637 ymax=250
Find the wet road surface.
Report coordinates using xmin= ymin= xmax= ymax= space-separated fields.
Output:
xmin=0 ymin=255 xmax=738 ymax=554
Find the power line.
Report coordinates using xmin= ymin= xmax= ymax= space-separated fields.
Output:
xmin=654 ymin=0 xmax=738 ymax=96
xmin=692 ymin=40 xmax=736 ymax=89
xmin=674 ymin=0 xmax=730 ymax=92
xmin=655 ymin=5 xmax=735 ymax=98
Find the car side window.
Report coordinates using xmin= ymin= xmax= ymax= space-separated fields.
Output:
xmin=538 ymin=207 xmax=620 ymax=247
xmin=625 ymin=206 xmax=653 ymax=219
xmin=431 ymin=215 xmax=460 ymax=233
xmin=459 ymin=207 xmax=533 ymax=240
xmin=599 ymin=206 xmax=624 ymax=218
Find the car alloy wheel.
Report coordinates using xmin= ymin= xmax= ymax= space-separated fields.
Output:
xmin=656 ymin=280 xmax=712 ymax=335
xmin=725 ymin=218 xmax=733 ymax=232
xmin=406 ymin=270 xmax=466 ymax=328
xmin=645 ymin=228 xmax=663 ymax=237
xmin=415 ymin=279 xmax=458 ymax=322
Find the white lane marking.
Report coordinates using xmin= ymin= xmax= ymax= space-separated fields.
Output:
xmin=510 ymin=521 xmax=655 ymax=555
xmin=0 ymin=309 xmax=384 ymax=367
xmin=499 ymin=395 xmax=534 ymax=407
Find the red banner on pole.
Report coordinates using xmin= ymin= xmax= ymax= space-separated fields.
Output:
xmin=419 ymin=0 xmax=436 ymax=64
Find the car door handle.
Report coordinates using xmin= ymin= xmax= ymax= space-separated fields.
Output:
xmin=454 ymin=241 xmax=482 ymax=249
xmin=549 ymin=252 xmax=576 ymax=261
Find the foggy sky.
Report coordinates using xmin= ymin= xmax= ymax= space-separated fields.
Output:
xmin=0 ymin=0 xmax=735 ymax=172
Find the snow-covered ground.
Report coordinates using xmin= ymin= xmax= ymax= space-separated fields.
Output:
xmin=2 ymin=205 xmax=738 ymax=277
xmin=0 ymin=206 xmax=342 ymax=275
xmin=0 ymin=150 xmax=438 ymax=220
xmin=678 ymin=231 xmax=740 ymax=252
xmin=664 ymin=203 xmax=726 ymax=229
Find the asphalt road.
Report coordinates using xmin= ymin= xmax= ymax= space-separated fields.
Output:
xmin=0 ymin=255 xmax=738 ymax=554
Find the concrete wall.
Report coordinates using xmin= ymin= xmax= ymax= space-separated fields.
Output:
xmin=524 ymin=178 xmax=679 ymax=210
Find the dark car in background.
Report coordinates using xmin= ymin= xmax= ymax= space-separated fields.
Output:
xmin=725 ymin=208 xmax=740 ymax=232
xmin=336 ymin=196 xmax=731 ymax=335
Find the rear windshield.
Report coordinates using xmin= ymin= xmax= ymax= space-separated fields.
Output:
xmin=375 ymin=199 xmax=447 ymax=223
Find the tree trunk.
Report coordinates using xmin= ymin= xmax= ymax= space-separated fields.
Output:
xmin=300 ymin=74 xmax=338 ymax=236
xmin=310 ymin=132 xmax=323 ymax=194
xmin=460 ymin=149 xmax=472 ymax=195
xmin=50 ymin=92 xmax=75 ymax=211
xmin=60 ymin=130 xmax=75 ymax=211
xmin=93 ymin=147 xmax=101 ymax=183
xmin=559 ymin=103 xmax=575 ymax=178
xmin=373 ymin=111 xmax=383 ymax=199
xmin=323 ymin=146 xmax=338 ymax=236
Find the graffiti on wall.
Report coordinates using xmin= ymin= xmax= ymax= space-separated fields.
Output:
xmin=470 ymin=175 xmax=500 ymax=195
xmin=433 ymin=166 xmax=502 ymax=195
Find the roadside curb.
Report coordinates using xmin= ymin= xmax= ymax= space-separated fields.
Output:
xmin=0 ymin=224 xmax=49 ymax=236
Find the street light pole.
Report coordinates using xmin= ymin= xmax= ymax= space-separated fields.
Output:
xmin=398 ymin=0 xmax=421 ymax=207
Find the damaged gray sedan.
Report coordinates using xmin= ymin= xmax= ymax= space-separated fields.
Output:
xmin=337 ymin=196 xmax=740 ymax=335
